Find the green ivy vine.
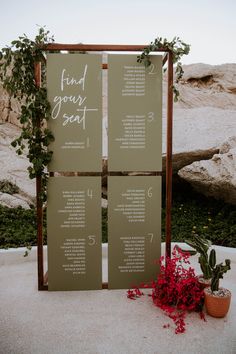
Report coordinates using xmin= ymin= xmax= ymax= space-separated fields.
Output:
xmin=137 ymin=36 xmax=190 ymax=101
xmin=0 ymin=27 xmax=55 ymax=201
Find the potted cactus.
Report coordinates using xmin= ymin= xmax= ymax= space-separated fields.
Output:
xmin=204 ymin=259 xmax=231 ymax=317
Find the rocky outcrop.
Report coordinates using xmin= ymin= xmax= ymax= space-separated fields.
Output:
xmin=178 ymin=137 xmax=236 ymax=205
xmin=0 ymin=192 xmax=31 ymax=209
xmin=172 ymin=64 xmax=236 ymax=202
xmin=170 ymin=63 xmax=236 ymax=110
xmin=163 ymin=63 xmax=236 ymax=169
xmin=0 ymin=84 xmax=21 ymax=127
xmin=165 ymin=107 xmax=236 ymax=172
xmin=0 ymin=86 xmax=9 ymax=123
xmin=0 ymin=123 xmax=35 ymax=208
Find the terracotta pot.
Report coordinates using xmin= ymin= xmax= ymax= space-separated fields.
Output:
xmin=204 ymin=288 xmax=231 ymax=318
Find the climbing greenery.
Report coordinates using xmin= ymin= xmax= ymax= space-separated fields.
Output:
xmin=0 ymin=27 xmax=55 ymax=201
xmin=137 ymin=36 xmax=190 ymax=101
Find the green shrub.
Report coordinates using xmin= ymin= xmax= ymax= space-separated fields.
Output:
xmin=0 ymin=181 xmax=235 ymax=248
xmin=0 ymin=205 xmax=46 ymax=248
xmin=161 ymin=182 xmax=236 ymax=248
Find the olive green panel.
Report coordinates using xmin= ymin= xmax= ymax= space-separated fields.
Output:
xmin=47 ymin=54 xmax=102 ymax=172
xmin=108 ymin=55 xmax=162 ymax=172
xmin=108 ymin=176 xmax=161 ymax=289
xmin=47 ymin=177 xmax=102 ymax=290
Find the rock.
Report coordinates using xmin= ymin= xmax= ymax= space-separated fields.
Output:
xmin=165 ymin=107 xmax=236 ymax=172
xmin=8 ymin=96 xmax=21 ymax=126
xmin=0 ymin=86 xmax=10 ymax=124
xmin=219 ymin=136 xmax=236 ymax=153
xmin=178 ymin=137 xmax=236 ymax=205
xmin=0 ymin=192 xmax=31 ymax=209
xmin=162 ymin=63 xmax=236 ymax=171
xmin=0 ymin=123 xmax=35 ymax=208
xmin=174 ymin=63 xmax=236 ymax=110
xmin=0 ymin=83 xmax=21 ymax=127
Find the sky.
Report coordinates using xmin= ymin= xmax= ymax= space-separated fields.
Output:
xmin=0 ymin=0 xmax=235 ymax=65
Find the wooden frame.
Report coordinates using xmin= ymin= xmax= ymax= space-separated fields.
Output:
xmin=35 ymin=44 xmax=173 ymax=290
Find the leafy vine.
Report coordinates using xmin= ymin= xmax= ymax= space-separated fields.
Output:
xmin=0 ymin=27 xmax=55 ymax=201
xmin=137 ymin=36 xmax=190 ymax=101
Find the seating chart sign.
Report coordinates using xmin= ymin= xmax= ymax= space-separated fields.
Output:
xmin=47 ymin=54 xmax=102 ymax=172
xmin=46 ymin=53 xmax=162 ymax=291
xmin=47 ymin=177 xmax=102 ymax=291
xmin=108 ymin=54 xmax=162 ymax=172
xmin=108 ymin=176 xmax=161 ymax=289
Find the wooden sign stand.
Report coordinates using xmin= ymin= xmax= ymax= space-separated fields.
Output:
xmin=35 ymin=44 xmax=173 ymax=291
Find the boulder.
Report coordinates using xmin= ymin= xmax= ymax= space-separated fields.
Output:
xmin=0 ymin=83 xmax=21 ymax=127
xmin=0 ymin=123 xmax=35 ymax=207
xmin=0 ymin=85 xmax=10 ymax=124
xmin=165 ymin=107 xmax=236 ymax=172
xmin=0 ymin=192 xmax=31 ymax=209
xmin=174 ymin=63 xmax=236 ymax=110
xmin=178 ymin=137 xmax=236 ymax=205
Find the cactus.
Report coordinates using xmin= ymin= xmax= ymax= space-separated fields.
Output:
xmin=199 ymin=254 xmax=212 ymax=279
xmin=209 ymin=249 xmax=216 ymax=268
xmin=184 ymin=234 xmax=231 ymax=291
xmin=185 ymin=234 xmax=213 ymax=280
xmin=211 ymin=259 xmax=231 ymax=292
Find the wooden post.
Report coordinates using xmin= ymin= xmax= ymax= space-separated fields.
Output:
xmin=165 ymin=51 xmax=173 ymax=258
xmin=34 ymin=62 xmax=45 ymax=290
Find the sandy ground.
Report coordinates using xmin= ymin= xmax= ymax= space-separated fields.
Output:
xmin=0 ymin=243 xmax=236 ymax=354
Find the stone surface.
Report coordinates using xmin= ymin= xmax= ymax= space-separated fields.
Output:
xmin=0 ymin=83 xmax=21 ymax=127
xmin=0 ymin=192 xmax=31 ymax=209
xmin=178 ymin=137 xmax=236 ymax=204
xmin=0 ymin=123 xmax=35 ymax=207
xmin=162 ymin=63 xmax=236 ymax=171
xmin=169 ymin=63 xmax=236 ymax=110
xmin=0 ymin=85 xmax=10 ymax=124
xmin=166 ymin=107 xmax=236 ymax=172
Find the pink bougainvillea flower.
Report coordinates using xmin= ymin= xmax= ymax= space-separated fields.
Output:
xmin=127 ymin=246 xmax=205 ymax=334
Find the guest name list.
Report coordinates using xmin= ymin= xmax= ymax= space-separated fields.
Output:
xmin=108 ymin=176 xmax=161 ymax=289
xmin=47 ymin=177 xmax=102 ymax=291
xmin=108 ymin=55 xmax=162 ymax=172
